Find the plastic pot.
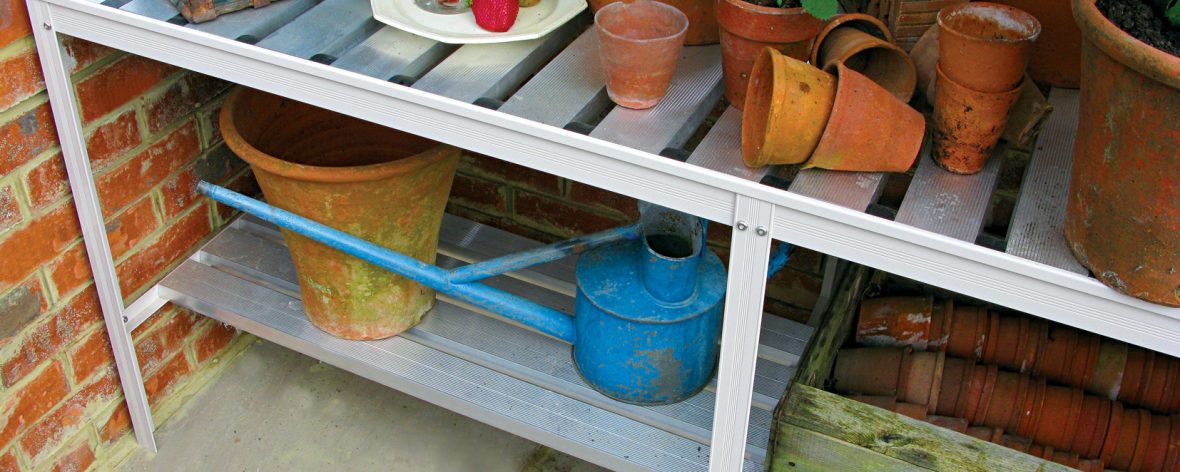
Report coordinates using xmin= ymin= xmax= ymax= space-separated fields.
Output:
xmin=810 ymin=14 xmax=916 ymax=101
xmin=833 ymin=346 xmax=909 ymax=395
xmin=993 ymin=0 xmax=1082 ymax=88
xmin=590 ymin=0 xmax=718 ymax=45
xmin=855 ymin=295 xmax=935 ymax=349
xmin=936 ymin=2 xmax=1041 ymax=93
xmin=741 ymin=48 xmax=836 ymax=167
xmin=715 ymin=0 xmax=823 ymax=107
xmin=930 ymin=65 xmax=1022 ymax=175
xmin=220 ymin=88 xmax=459 ymax=340
xmin=595 ymin=0 xmax=689 ymax=110
xmin=1064 ymin=0 xmax=1180 ymax=307
xmin=804 ymin=63 xmax=925 ymax=172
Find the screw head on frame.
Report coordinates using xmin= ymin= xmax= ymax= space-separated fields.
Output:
xmin=735 ymin=221 xmax=749 ymax=231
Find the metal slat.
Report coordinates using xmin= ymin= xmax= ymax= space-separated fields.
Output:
xmin=1006 ymin=89 xmax=1087 ymax=274
xmin=590 ymin=45 xmax=723 ymax=153
xmin=498 ymin=29 xmax=608 ymax=127
xmin=895 ymin=138 xmax=1004 ymax=242
xmin=120 ymin=0 xmax=177 ymax=20
xmin=790 ymin=169 xmax=886 ymax=212
xmin=254 ymin=0 xmax=377 ymax=59
xmin=685 ymin=107 xmax=770 ymax=183
xmin=187 ymin=0 xmax=320 ymax=40
xmin=413 ymin=19 xmax=585 ymax=103
xmin=330 ymin=27 xmax=454 ymax=81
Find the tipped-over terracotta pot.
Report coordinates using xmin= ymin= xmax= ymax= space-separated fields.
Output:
xmin=855 ymin=295 xmax=935 ymax=349
xmin=741 ymin=48 xmax=836 ymax=167
xmin=811 ymin=14 xmax=916 ymax=102
xmin=715 ymin=0 xmax=824 ymax=108
xmin=833 ymin=346 xmax=910 ymax=396
xmin=936 ymin=2 xmax=1041 ymax=93
xmin=804 ymin=63 xmax=925 ymax=172
xmin=931 ymin=65 xmax=1022 ymax=174
xmin=590 ymin=0 xmax=719 ymax=45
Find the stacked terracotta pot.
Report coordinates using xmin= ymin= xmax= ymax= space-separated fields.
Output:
xmin=857 ymin=296 xmax=1180 ymax=413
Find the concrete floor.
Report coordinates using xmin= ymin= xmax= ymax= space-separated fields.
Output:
xmin=119 ymin=339 xmax=606 ymax=472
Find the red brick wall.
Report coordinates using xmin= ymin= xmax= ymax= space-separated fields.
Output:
xmin=0 ymin=12 xmax=245 ymax=471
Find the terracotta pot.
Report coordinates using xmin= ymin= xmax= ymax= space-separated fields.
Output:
xmin=981 ymin=310 xmax=1001 ymax=364
xmin=1037 ymin=323 xmax=1079 ymax=386
xmin=1138 ymin=414 xmax=1172 ymax=472
xmin=992 ymin=0 xmax=1081 ymax=88
xmin=1072 ymin=394 xmax=1104 ymax=456
xmin=900 ymin=350 xmax=944 ymax=406
xmin=936 ymin=356 xmax=970 ymax=417
xmin=1109 ymin=407 xmax=1150 ymax=471
xmin=965 ymin=425 xmax=1002 ymax=442
xmin=1077 ymin=459 xmax=1105 ymax=472
xmin=963 ymin=364 xmax=993 ymax=422
xmin=988 ymin=313 xmax=1025 ymax=367
xmin=1017 ymin=377 xmax=1047 ymax=438
xmin=909 ymin=23 xmax=938 ymax=103
xmin=1101 ymin=400 xmax=1126 ymax=464
xmin=1133 ymin=351 xmax=1158 ymax=408
xmin=1127 ymin=409 xmax=1154 ymax=472
xmin=928 ymin=298 xmax=954 ymax=350
xmin=1122 ymin=347 xmax=1150 ymax=407
xmin=1166 ymin=360 xmax=1180 ymax=414
xmin=856 ymin=295 xmax=935 ymax=349
xmin=971 ymin=364 xmax=1001 ymax=425
xmin=810 ymin=14 xmax=916 ymax=101
xmin=221 ymin=88 xmax=459 ymax=340
xmin=741 ymin=48 xmax=836 ymax=167
xmin=1064 ymin=0 xmax=1180 ymax=307
xmin=936 ymin=2 xmax=1041 ymax=93
xmin=1069 ymin=332 xmax=1102 ymax=390
xmin=1141 ymin=356 xmax=1174 ymax=413
xmin=715 ymin=0 xmax=823 ymax=108
xmin=1090 ymin=339 xmax=1128 ymax=401
xmin=894 ymin=401 xmax=929 ymax=421
xmin=1019 ymin=318 xmax=1048 ymax=374
xmin=1085 ymin=397 xmax=1115 ymax=459
xmin=590 ymin=0 xmax=719 ymax=45
xmin=1034 ymin=385 xmax=1084 ymax=450
xmin=846 ymin=394 xmax=898 ymax=411
xmin=1163 ymin=414 xmax=1180 ymax=472
xmin=947 ymin=305 xmax=988 ymax=360
xmin=834 ymin=346 xmax=909 ymax=395
xmin=802 ymin=63 xmax=925 ymax=172
xmin=930 ymin=65 xmax=1022 ymax=175
xmin=1001 ymin=434 xmax=1032 ymax=452
xmin=595 ymin=0 xmax=689 ymax=110
xmin=1051 ymin=450 xmax=1081 ymax=469
xmin=981 ymin=370 xmax=1023 ymax=430
xmin=928 ymin=414 xmax=970 ymax=433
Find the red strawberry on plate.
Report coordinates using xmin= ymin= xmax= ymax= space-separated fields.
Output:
xmin=471 ymin=0 xmax=519 ymax=32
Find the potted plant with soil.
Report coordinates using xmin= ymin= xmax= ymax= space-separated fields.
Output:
xmin=715 ymin=0 xmax=836 ymax=107
xmin=1064 ymin=0 xmax=1180 ymax=306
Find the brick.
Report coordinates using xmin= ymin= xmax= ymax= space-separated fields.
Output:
xmin=21 ymin=370 xmax=118 ymax=463
xmin=0 ymin=361 xmax=69 ymax=448
xmin=106 ymin=197 xmax=157 ymax=260
xmin=0 ymin=450 xmax=17 ymax=472
xmin=0 ymin=184 xmax=19 ymax=233
xmin=134 ymin=308 xmax=200 ymax=374
xmin=0 ymin=101 xmax=57 ymax=176
xmin=448 ymin=173 xmax=507 ymax=215
xmin=0 ymin=278 xmax=45 ymax=348
xmin=67 ymin=328 xmax=114 ymax=384
xmin=193 ymin=320 xmax=236 ymax=363
xmin=75 ymin=55 xmax=178 ymax=123
xmin=0 ymin=202 xmax=82 ymax=292
xmin=95 ymin=122 xmax=200 ymax=217
xmin=144 ymin=73 xmax=230 ymax=135
xmin=0 ymin=0 xmax=31 ymax=49
xmin=49 ymin=440 xmax=94 ymax=472
xmin=512 ymin=191 xmax=626 ymax=237
xmin=85 ymin=109 xmax=141 ymax=171
xmin=458 ymin=153 xmax=561 ymax=195
xmin=62 ymin=37 xmax=115 ymax=74
xmin=98 ymin=404 xmax=130 ymax=443
xmin=143 ymin=351 xmax=191 ymax=405
xmin=765 ymin=268 xmax=823 ymax=311
xmin=117 ymin=208 xmax=210 ymax=297
xmin=566 ymin=182 xmax=639 ymax=219
xmin=25 ymin=152 xmax=68 ymax=210
xmin=0 ymin=45 xmax=42 ymax=111
xmin=158 ymin=167 xmax=200 ymax=220
xmin=194 ymin=144 xmax=245 ymax=186
xmin=213 ymin=168 xmax=258 ymax=223
xmin=1 ymin=288 xmax=102 ymax=387
xmin=46 ymin=243 xmax=90 ymax=298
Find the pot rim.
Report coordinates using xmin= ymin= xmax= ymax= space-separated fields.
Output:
xmin=714 ymin=0 xmax=824 ymax=42
xmin=1073 ymin=0 xmax=1180 ymax=89
xmin=937 ymin=2 xmax=1042 ymax=45
xmin=595 ymin=0 xmax=690 ymax=44
xmin=220 ymin=88 xmax=456 ymax=184
xmin=809 ymin=13 xmax=894 ymax=65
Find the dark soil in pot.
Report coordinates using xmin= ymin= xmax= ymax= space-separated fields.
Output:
xmin=741 ymin=0 xmax=798 ymax=7
xmin=1097 ymin=0 xmax=1180 ymax=55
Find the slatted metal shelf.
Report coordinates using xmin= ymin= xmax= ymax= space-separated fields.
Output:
xmin=160 ymin=214 xmax=811 ymax=471
xmin=25 ymin=0 xmax=1180 ymax=468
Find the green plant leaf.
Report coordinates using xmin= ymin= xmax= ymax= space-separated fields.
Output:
xmin=1166 ymin=0 xmax=1180 ymax=28
xmin=801 ymin=0 xmax=838 ymax=19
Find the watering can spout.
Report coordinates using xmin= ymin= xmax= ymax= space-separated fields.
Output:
xmin=638 ymin=206 xmax=705 ymax=304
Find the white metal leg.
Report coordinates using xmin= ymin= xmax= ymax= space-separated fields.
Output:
xmin=709 ymin=196 xmax=775 ymax=471
xmin=27 ymin=1 xmax=159 ymax=452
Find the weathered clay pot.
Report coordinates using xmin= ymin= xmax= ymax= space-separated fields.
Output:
xmin=855 ymin=295 xmax=935 ymax=349
xmin=595 ymin=0 xmax=689 ymax=109
xmin=936 ymin=2 xmax=1041 ymax=93
xmin=810 ymin=14 xmax=916 ymax=101
xmin=1085 ymin=397 xmax=1114 ymax=459
xmin=981 ymin=310 xmax=1001 ymax=363
xmin=1019 ymin=318 xmax=1048 ymax=374
xmin=900 ymin=350 xmax=944 ymax=406
xmin=1017 ymin=376 xmax=1047 ymax=437
xmin=1090 ymin=339 xmax=1128 ymax=401
xmin=970 ymin=364 xmax=1000 ymax=425
xmin=804 ymin=63 xmax=925 ymax=172
xmin=931 ymin=65 xmax=1022 ymax=174
xmin=993 ymin=0 xmax=1081 ymax=88
xmin=929 ymin=298 xmax=954 ymax=350
xmin=715 ymin=0 xmax=823 ymax=107
xmin=964 ymin=425 xmax=999 ymax=442
xmin=833 ymin=346 xmax=909 ymax=395
xmin=221 ymin=88 xmax=459 ymax=340
xmin=1127 ymin=409 xmax=1154 ymax=472
xmin=988 ymin=313 xmax=1025 ymax=367
xmin=963 ymin=364 xmax=993 ymax=422
xmin=590 ymin=0 xmax=719 ymax=45
xmin=894 ymin=401 xmax=929 ymax=420
xmin=928 ymin=414 xmax=969 ymax=433
xmin=1069 ymin=332 xmax=1101 ymax=389
xmin=1072 ymin=394 xmax=1104 ymax=456
xmin=981 ymin=370 xmax=1024 ymax=431
xmin=1001 ymin=434 xmax=1032 ymax=452
xmin=741 ymin=48 xmax=836 ymax=167
xmin=1064 ymin=0 xmax=1180 ymax=307
xmin=1138 ymin=414 xmax=1172 ymax=472
xmin=1077 ymin=459 xmax=1105 ymax=472
xmin=1101 ymin=401 xmax=1125 ymax=463
xmin=1140 ymin=356 xmax=1173 ymax=413
xmin=1034 ymin=385 xmax=1084 ymax=450
xmin=1163 ymin=414 xmax=1180 ymax=471
xmin=1051 ymin=450 xmax=1081 ymax=469
xmin=947 ymin=305 xmax=988 ymax=360
xmin=1122 ymin=347 xmax=1151 ymax=406
xmin=936 ymin=355 xmax=970 ymax=416
xmin=1110 ymin=407 xmax=1151 ymax=470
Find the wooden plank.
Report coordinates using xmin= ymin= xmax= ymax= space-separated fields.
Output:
xmin=770 ymin=422 xmax=925 ymax=472
xmin=783 ymin=385 xmax=1074 ymax=472
xmin=791 ymin=265 xmax=871 ymax=389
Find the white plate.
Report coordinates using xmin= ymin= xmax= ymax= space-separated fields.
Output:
xmin=371 ymin=0 xmax=588 ymax=44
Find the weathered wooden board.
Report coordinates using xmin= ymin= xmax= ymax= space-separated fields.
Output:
xmin=770 ymin=422 xmax=924 ymax=472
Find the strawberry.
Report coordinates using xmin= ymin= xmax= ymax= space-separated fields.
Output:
xmin=471 ymin=0 xmax=519 ymax=32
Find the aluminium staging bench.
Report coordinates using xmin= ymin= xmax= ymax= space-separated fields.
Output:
xmin=24 ymin=0 xmax=1180 ymax=469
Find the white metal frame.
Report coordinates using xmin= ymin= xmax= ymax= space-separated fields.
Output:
xmin=25 ymin=0 xmax=1180 ymax=468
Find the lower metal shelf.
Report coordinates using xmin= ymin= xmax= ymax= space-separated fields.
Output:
xmin=158 ymin=214 xmax=812 ymax=471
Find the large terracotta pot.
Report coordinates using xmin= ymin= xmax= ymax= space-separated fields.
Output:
xmin=715 ymin=0 xmax=823 ymax=107
xmin=741 ymin=48 xmax=836 ymax=166
xmin=994 ymin=0 xmax=1082 ymax=88
xmin=590 ymin=0 xmax=719 ymax=45
xmin=221 ymin=88 xmax=460 ymax=340
xmin=1064 ymin=0 xmax=1180 ymax=307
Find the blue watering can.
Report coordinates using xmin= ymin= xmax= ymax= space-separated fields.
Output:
xmin=200 ymin=182 xmax=789 ymax=405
